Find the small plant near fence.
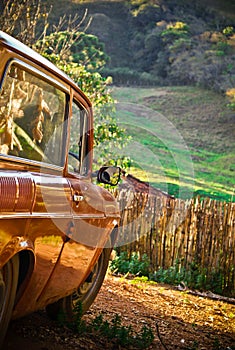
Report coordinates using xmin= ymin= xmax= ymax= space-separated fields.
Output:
xmin=110 ymin=251 xmax=150 ymax=277
xmin=150 ymin=262 xmax=224 ymax=295
xmin=110 ymin=252 xmax=225 ymax=295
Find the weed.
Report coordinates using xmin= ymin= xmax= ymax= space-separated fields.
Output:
xmin=72 ymin=301 xmax=87 ymax=334
xmin=66 ymin=301 xmax=154 ymax=349
xmin=186 ymin=341 xmax=199 ymax=350
xmin=130 ymin=276 xmax=155 ymax=284
xmin=110 ymin=251 xmax=150 ymax=276
xmin=212 ymin=337 xmax=221 ymax=350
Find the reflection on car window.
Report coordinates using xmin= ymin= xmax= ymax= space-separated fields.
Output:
xmin=68 ymin=101 xmax=87 ymax=175
xmin=0 ymin=63 xmax=66 ymax=166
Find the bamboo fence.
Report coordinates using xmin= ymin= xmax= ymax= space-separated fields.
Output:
xmin=114 ymin=189 xmax=235 ymax=296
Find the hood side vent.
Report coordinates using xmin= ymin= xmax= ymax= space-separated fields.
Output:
xmin=0 ymin=176 xmax=34 ymax=212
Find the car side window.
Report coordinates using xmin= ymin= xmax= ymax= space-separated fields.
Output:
xmin=0 ymin=63 xmax=66 ymax=166
xmin=68 ymin=101 xmax=88 ymax=175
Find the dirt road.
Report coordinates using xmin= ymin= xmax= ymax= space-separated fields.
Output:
xmin=3 ymin=274 xmax=235 ymax=350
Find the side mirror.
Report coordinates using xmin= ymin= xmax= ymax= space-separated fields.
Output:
xmin=97 ymin=166 xmax=121 ymax=186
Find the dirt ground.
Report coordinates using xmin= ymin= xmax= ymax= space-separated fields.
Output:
xmin=3 ymin=274 xmax=235 ymax=350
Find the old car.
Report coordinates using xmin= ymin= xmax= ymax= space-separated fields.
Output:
xmin=0 ymin=31 xmax=120 ymax=346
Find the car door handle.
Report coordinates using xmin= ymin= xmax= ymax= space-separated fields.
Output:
xmin=73 ymin=194 xmax=84 ymax=202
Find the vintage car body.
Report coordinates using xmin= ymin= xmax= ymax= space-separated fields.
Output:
xmin=0 ymin=31 xmax=120 ymax=346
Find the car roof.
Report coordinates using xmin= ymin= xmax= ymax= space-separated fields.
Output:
xmin=0 ymin=31 xmax=92 ymax=107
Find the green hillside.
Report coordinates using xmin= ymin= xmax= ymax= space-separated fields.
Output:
xmin=112 ymin=86 xmax=235 ymax=201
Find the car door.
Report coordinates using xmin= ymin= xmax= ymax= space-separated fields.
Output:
xmin=68 ymin=99 xmax=108 ymax=248
xmin=40 ymin=97 xmax=116 ymax=301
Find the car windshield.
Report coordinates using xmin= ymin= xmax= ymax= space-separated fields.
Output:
xmin=0 ymin=63 xmax=66 ymax=166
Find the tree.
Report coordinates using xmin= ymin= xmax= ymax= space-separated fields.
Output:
xmin=0 ymin=0 xmax=50 ymax=47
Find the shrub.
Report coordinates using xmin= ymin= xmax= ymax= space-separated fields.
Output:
xmin=223 ymin=26 xmax=234 ymax=37
xmin=111 ymin=252 xmax=226 ymax=295
xmin=100 ymin=67 xmax=160 ymax=86
xmin=161 ymin=21 xmax=189 ymax=42
xmin=226 ymin=88 xmax=235 ymax=110
xmin=110 ymin=251 xmax=150 ymax=276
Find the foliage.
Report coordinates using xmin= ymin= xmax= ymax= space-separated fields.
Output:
xmin=35 ymin=31 xmax=109 ymax=71
xmin=110 ymin=251 xmax=226 ymax=295
xmin=7 ymin=0 xmax=235 ymax=96
xmin=101 ymin=66 xmax=161 ymax=86
xmin=94 ymin=113 xmax=132 ymax=168
xmin=125 ymin=2 xmax=234 ymax=90
xmin=161 ymin=21 xmax=190 ymax=41
xmin=0 ymin=0 xmax=50 ymax=47
xmin=214 ymin=41 xmax=231 ymax=56
xmin=88 ymin=313 xmax=154 ymax=349
xmin=150 ymin=262 xmax=224 ymax=295
xmin=128 ymin=0 xmax=160 ymax=20
xmin=168 ymin=38 xmax=192 ymax=53
xmin=222 ymin=26 xmax=234 ymax=37
xmin=226 ymin=88 xmax=235 ymax=110
xmin=68 ymin=302 xmax=154 ymax=349
xmin=66 ymin=0 xmax=235 ymax=94
xmin=110 ymin=251 xmax=150 ymax=276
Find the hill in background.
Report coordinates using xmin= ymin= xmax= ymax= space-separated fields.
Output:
xmin=48 ymin=0 xmax=235 ymax=90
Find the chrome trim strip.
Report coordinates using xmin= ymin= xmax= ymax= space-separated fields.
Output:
xmin=0 ymin=213 xmax=72 ymax=219
xmin=0 ymin=155 xmax=64 ymax=172
xmin=0 ymin=212 xmax=119 ymax=219
xmin=0 ymin=213 xmax=108 ymax=219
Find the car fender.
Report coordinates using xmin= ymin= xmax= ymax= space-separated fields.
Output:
xmin=0 ymin=236 xmax=34 ymax=269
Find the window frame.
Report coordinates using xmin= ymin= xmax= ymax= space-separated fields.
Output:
xmin=68 ymin=98 xmax=90 ymax=177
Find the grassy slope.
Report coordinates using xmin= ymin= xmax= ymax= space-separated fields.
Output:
xmin=112 ymin=86 xmax=235 ymax=201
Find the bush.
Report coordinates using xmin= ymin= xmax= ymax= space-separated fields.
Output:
xmin=110 ymin=251 xmax=150 ymax=276
xmin=111 ymin=252 xmax=226 ymax=295
xmin=161 ymin=21 xmax=189 ymax=42
xmin=150 ymin=262 xmax=224 ymax=295
xmin=100 ymin=67 xmax=160 ymax=86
